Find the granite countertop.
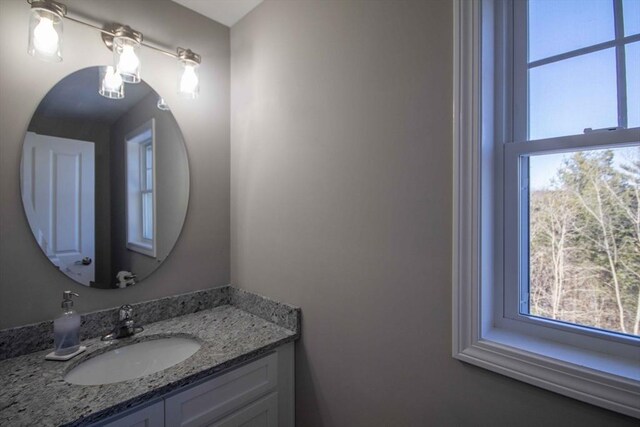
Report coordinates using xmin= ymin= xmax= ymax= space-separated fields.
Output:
xmin=0 ymin=304 xmax=297 ymax=426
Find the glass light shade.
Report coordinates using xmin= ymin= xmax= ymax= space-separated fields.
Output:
xmin=157 ymin=97 xmax=170 ymax=111
xmin=99 ymin=66 xmax=124 ymax=99
xmin=114 ymin=37 xmax=141 ymax=84
xmin=28 ymin=7 xmax=63 ymax=62
xmin=178 ymin=59 xmax=200 ymax=99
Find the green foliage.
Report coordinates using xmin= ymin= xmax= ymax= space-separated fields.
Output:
xmin=530 ymin=148 xmax=640 ymax=335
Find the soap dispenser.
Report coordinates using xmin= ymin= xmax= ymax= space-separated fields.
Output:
xmin=54 ymin=291 xmax=81 ymax=356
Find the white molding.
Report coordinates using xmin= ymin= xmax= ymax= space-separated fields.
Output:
xmin=456 ymin=341 xmax=640 ymax=416
xmin=452 ymin=0 xmax=482 ymax=358
xmin=452 ymin=0 xmax=640 ymax=419
xmin=125 ymin=119 xmax=157 ymax=259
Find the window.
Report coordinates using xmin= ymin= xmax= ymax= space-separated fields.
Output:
xmin=125 ymin=119 xmax=156 ymax=257
xmin=527 ymin=146 xmax=640 ymax=337
xmin=453 ymin=0 xmax=640 ymax=418
xmin=505 ymin=0 xmax=640 ymax=342
xmin=142 ymin=142 xmax=153 ymax=241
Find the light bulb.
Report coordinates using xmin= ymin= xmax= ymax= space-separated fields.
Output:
xmin=118 ymin=44 xmax=140 ymax=75
xmin=180 ymin=65 xmax=198 ymax=95
xmin=103 ymin=67 xmax=123 ymax=92
xmin=33 ymin=17 xmax=59 ymax=55
xmin=99 ymin=66 xmax=124 ymax=99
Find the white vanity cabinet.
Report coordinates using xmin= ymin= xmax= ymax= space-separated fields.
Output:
xmin=96 ymin=342 xmax=294 ymax=427
xmin=208 ymin=393 xmax=278 ymax=427
xmin=102 ymin=401 xmax=165 ymax=427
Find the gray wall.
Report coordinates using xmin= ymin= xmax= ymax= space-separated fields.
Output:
xmin=230 ymin=1 xmax=636 ymax=425
xmin=0 ymin=0 xmax=230 ymax=328
xmin=110 ymin=92 xmax=190 ymax=286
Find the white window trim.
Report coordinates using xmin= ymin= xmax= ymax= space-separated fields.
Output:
xmin=125 ymin=119 xmax=157 ymax=258
xmin=141 ymin=142 xmax=154 ymax=242
xmin=452 ymin=0 xmax=640 ymax=418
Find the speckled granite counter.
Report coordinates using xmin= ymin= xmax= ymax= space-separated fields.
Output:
xmin=0 ymin=304 xmax=298 ymax=426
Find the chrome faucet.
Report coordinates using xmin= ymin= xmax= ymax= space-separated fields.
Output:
xmin=101 ymin=305 xmax=144 ymax=341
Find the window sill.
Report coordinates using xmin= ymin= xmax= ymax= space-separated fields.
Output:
xmin=454 ymin=327 xmax=640 ymax=417
xmin=126 ymin=241 xmax=156 ymax=258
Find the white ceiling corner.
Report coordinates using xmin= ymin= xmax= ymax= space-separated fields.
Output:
xmin=171 ymin=0 xmax=264 ymax=27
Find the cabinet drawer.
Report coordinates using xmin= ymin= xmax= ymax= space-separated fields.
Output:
xmin=209 ymin=392 xmax=278 ymax=427
xmin=99 ymin=400 xmax=164 ymax=427
xmin=165 ymin=353 xmax=278 ymax=427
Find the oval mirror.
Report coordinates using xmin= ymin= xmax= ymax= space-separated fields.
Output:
xmin=20 ymin=66 xmax=189 ymax=289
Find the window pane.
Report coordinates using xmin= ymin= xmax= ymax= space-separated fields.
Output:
xmin=627 ymin=42 xmax=640 ymax=128
xmin=528 ymin=146 xmax=640 ymax=337
xmin=529 ymin=49 xmax=618 ymax=140
xmin=528 ymin=0 xmax=614 ymax=62
xmin=623 ymin=0 xmax=640 ymax=36
xmin=142 ymin=192 xmax=153 ymax=241
xmin=146 ymin=169 xmax=153 ymax=190
xmin=145 ymin=144 xmax=152 ymax=168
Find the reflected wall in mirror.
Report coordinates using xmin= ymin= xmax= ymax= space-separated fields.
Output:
xmin=21 ymin=67 xmax=190 ymax=289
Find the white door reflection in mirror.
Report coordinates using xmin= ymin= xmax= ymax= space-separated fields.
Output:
xmin=22 ymin=132 xmax=95 ymax=286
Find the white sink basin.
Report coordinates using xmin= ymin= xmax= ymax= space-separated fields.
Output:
xmin=64 ymin=337 xmax=201 ymax=385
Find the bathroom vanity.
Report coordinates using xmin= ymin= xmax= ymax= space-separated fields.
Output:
xmin=98 ymin=342 xmax=293 ymax=427
xmin=0 ymin=287 xmax=300 ymax=427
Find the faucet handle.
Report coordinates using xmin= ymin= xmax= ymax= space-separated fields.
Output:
xmin=118 ymin=304 xmax=133 ymax=321
xmin=102 ymin=304 xmax=143 ymax=341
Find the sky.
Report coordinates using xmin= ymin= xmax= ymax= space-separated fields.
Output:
xmin=526 ymin=0 xmax=640 ymax=190
xmin=530 ymin=145 xmax=639 ymax=191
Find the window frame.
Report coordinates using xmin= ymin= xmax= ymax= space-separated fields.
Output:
xmin=503 ymin=133 xmax=640 ymax=352
xmin=505 ymin=0 xmax=640 ymax=348
xmin=125 ymin=118 xmax=157 ymax=258
xmin=452 ymin=0 xmax=640 ymax=418
xmin=140 ymin=141 xmax=154 ymax=242
xmin=514 ymin=0 xmax=640 ymax=139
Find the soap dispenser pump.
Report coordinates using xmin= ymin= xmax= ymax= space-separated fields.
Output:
xmin=54 ymin=291 xmax=81 ymax=356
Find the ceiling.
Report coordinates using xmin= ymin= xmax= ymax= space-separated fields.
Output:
xmin=171 ymin=0 xmax=263 ymax=27
xmin=35 ymin=67 xmax=153 ymax=125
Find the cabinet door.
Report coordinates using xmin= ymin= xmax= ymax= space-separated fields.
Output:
xmin=101 ymin=401 xmax=164 ymax=427
xmin=209 ymin=393 xmax=278 ymax=427
xmin=165 ymin=353 xmax=278 ymax=427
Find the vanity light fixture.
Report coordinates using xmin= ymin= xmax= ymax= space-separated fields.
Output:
xmin=178 ymin=48 xmax=201 ymax=99
xmin=99 ymin=66 xmax=124 ymax=100
xmin=27 ymin=0 xmax=65 ymax=62
xmin=112 ymin=26 xmax=142 ymax=84
xmin=26 ymin=0 xmax=202 ymax=99
xmin=157 ymin=97 xmax=170 ymax=111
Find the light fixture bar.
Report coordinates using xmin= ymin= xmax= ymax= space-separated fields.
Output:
xmin=142 ymin=42 xmax=180 ymax=60
xmin=27 ymin=0 xmax=202 ymax=99
xmin=63 ymin=15 xmax=111 ymax=37
xmin=26 ymin=0 xmax=197 ymax=61
xmin=64 ymin=14 xmax=181 ymax=59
